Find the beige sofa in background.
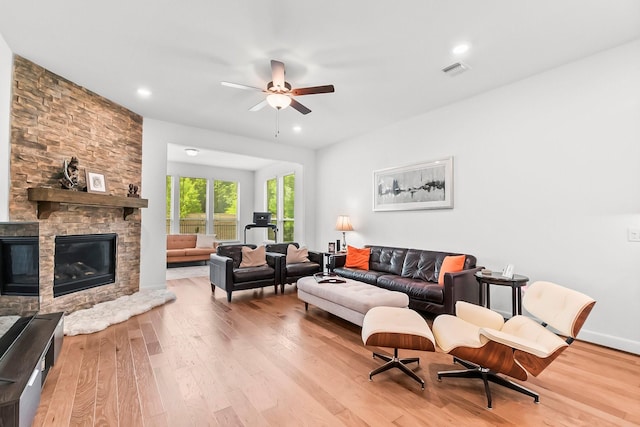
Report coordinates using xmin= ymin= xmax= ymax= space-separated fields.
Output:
xmin=166 ymin=234 xmax=218 ymax=264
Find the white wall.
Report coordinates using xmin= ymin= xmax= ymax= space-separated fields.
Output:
xmin=167 ymin=160 xmax=254 ymax=241
xmin=316 ymin=40 xmax=640 ymax=354
xmin=0 ymin=34 xmax=12 ymax=221
xmin=140 ymin=119 xmax=317 ymax=289
xmin=140 ymin=119 xmax=169 ymax=289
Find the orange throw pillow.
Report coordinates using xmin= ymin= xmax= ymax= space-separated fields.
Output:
xmin=345 ymin=245 xmax=370 ymax=270
xmin=438 ymin=255 xmax=466 ymax=285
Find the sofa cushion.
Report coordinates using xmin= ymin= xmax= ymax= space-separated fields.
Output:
xmin=334 ymin=267 xmax=384 ymax=285
xmin=286 ymin=262 xmax=321 ymax=277
xmin=368 ymin=246 xmax=407 ymax=276
xmin=401 ymin=249 xmax=438 ymax=282
xmin=240 ymin=245 xmax=267 ymax=268
xmin=345 ymin=246 xmax=370 ymax=269
xmin=377 ymin=275 xmax=444 ymax=304
xmin=217 ymin=244 xmax=257 ymax=269
xmin=438 ymin=255 xmax=466 ymax=285
xmin=433 ymin=253 xmax=477 ymax=281
xmin=185 ymin=248 xmax=217 ymax=256
xmin=167 ymin=234 xmax=197 ymax=250
xmin=166 ymin=249 xmax=187 ymax=258
xmin=233 ymin=265 xmax=275 ymax=283
xmin=195 ymin=234 xmax=217 ymax=248
xmin=286 ymin=244 xmax=310 ymax=264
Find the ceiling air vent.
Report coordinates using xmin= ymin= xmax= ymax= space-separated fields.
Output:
xmin=442 ymin=62 xmax=470 ymax=76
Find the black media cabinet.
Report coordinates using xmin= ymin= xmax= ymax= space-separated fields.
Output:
xmin=0 ymin=312 xmax=64 ymax=427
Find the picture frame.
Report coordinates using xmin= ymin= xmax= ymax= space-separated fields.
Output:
xmin=85 ymin=170 xmax=108 ymax=193
xmin=373 ymin=157 xmax=453 ymax=211
xmin=328 ymin=242 xmax=336 ymax=253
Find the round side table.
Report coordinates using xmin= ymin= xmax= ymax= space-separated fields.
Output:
xmin=475 ymin=271 xmax=529 ymax=317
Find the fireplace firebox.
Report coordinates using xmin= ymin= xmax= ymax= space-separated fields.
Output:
xmin=0 ymin=236 xmax=39 ymax=296
xmin=54 ymin=233 xmax=117 ymax=297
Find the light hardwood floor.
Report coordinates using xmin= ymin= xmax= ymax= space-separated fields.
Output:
xmin=34 ymin=275 xmax=640 ymax=426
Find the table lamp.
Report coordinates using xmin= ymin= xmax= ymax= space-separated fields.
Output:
xmin=335 ymin=215 xmax=353 ymax=251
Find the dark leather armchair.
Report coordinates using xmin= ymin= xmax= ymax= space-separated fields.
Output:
xmin=209 ymin=244 xmax=280 ymax=302
xmin=265 ymin=243 xmax=322 ymax=293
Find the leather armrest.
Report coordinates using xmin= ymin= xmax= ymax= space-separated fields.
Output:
xmin=442 ymin=266 xmax=483 ymax=314
xmin=265 ymin=252 xmax=284 ymax=285
xmin=210 ymin=253 xmax=233 ymax=291
xmin=307 ymin=250 xmax=323 ymax=265
xmin=332 ymin=253 xmax=347 ymax=268
xmin=265 ymin=252 xmax=281 ymax=268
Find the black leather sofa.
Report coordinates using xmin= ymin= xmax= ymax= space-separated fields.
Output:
xmin=265 ymin=243 xmax=323 ymax=293
xmin=209 ymin=244 xmax=279 ymax=302
xmin=333 ymin=245 xmax=481 ymax=315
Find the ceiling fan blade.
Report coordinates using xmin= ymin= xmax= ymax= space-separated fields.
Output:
xmin=249 ymin=99 xmax=268 ymax=112
xmin=221 ymin=81 xmax=264 ymax=91
xmin=291 ymin=85 xmax=335 ymax=96
xmin=290 ymin=99 xmax=311 ymax=115
xmin=271 ymin=60 xmax=286 ymax=90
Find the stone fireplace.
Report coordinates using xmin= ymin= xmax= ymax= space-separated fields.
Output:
xmin=7 ymin=55 xmax=144 ymax=314
xmin=53 ymin=233 xmax=117 ymax=297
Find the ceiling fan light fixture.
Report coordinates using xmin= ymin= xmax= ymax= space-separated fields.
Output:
xmin=267 ymin=93 xmax=291 ymax=110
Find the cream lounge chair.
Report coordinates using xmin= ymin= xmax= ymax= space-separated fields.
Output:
xmin=432 ymin=281 xmax=595 ymax=408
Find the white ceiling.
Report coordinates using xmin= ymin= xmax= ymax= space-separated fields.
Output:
xmin=167 ymin=144 xmax=277 ymax=170
xmin=1 ymin=1 xmax=639 ymax=154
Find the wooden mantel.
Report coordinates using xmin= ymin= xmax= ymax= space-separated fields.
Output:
xmin=27 ymin=187 xmax=148 ymax=220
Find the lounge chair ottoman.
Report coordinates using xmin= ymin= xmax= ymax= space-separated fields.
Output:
xmin=361 ymin=306 xmax=435 ymax=389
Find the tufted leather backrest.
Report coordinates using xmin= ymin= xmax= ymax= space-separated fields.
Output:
xmin=265 ymin=242 xmax=298 ymax=255
xmin=367 ymin=246 xmax=407 ymax=275
xmin=400 ymin=249 xmax=476 ymax=282
xmin=402 ymin=249 xmax=439 ymax=282
xmin=217 ymin=244 xmax=257 ymax=269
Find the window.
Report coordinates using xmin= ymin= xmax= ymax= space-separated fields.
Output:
xmin=282 ymin=174 xmax=295 ymax=241
xmin=179 ymin=177 xmax=207 ymax=233
xmin=166 ymin=176 xmax=172 ymax=233
xmin=266 ymin=173 xmax=295 ymax=242
xmin=166 ymin=176 xmax=240 ymax=240
xmin=213 ymin=180 xmax=238 ymax=240
xmin=266 ymin=177 xmax=277 ymax=241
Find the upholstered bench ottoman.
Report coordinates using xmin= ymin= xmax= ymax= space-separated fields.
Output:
xmin=297 ymin=276 xmax=409 ymax=326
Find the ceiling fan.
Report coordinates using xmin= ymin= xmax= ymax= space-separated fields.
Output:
xmin=221 ymin=60 xmax=335 ymax=115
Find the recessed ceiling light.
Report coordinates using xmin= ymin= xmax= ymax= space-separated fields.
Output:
xmin=452 ymin=43 xmax=470 ymax=55
xmin=137 ymin=88 xmax=152 ymax=97
xmin=185 ymin=148 xmax=199 ymax=157
xmin=293 ymin=125 xmax=302 ymax=133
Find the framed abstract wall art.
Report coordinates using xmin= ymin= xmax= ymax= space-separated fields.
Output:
xmin=373 ymin=157 xmax=453 ymax=211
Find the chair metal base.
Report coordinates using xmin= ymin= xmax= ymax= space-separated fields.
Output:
xmin=369 ymin=348 xmax=425 ymax=390
xmin=437 ymin=357 xmax=539 ymax=408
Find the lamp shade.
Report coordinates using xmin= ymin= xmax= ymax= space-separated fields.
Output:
xmin=266 ymin=93 xmax=291 ymax=110
xmin=335 ymin=215 xmax=353 ymax=232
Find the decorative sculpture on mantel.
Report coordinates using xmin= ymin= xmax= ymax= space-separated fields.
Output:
xmin=127 ymin=184 xmax=140 ymax=198
xmin=59 ymin=157 xmax=80 ymax=190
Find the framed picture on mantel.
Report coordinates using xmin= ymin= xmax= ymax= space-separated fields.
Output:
xmin=373 ymin=157 xmax=453 ymax=211
xmin=86 ymin=170 xmax=107 ymax=193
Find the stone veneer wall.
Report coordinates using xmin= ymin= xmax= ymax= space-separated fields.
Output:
xmin=8 ymin=55 xmax=143 ymax=314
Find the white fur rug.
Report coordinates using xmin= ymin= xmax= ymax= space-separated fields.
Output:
xmin=64 ymin=289 xmax=176 ymax=336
